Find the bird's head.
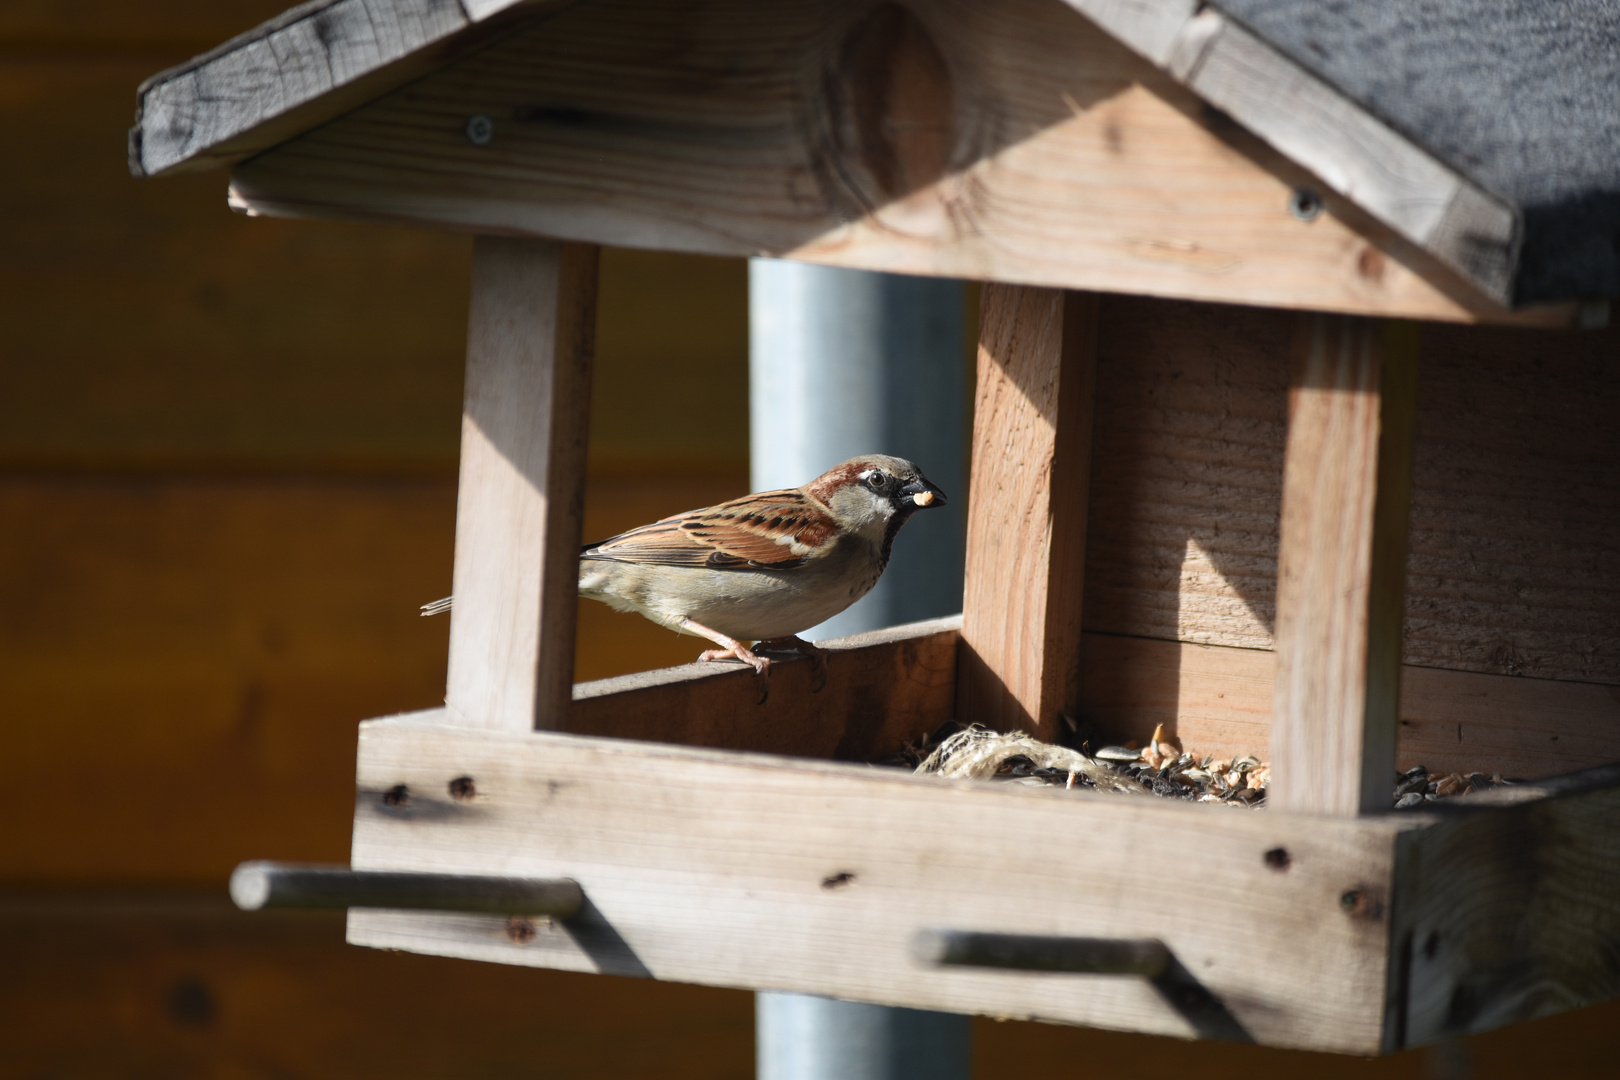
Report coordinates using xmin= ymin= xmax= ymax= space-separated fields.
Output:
xmin=805 ymin=454 xmax=947 ymax=537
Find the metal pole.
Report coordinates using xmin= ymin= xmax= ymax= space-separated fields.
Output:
xmin=749 ymin=259 xmax=967 ymax=637
xmin=750 ymin=258 xmax=970 ymax=1080
xmin=756 ymin=995 xmax=970 ymax=1080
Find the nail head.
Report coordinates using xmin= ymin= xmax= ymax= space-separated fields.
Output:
xmin=1289 ymin=187 xmax=1323 ymax=222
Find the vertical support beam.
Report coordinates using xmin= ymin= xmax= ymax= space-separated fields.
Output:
xmin=445 ymin=238 xmax=598 ymax=732
xmin=1270 ymin=315 xmax=1419 ymax=815
xmin=958 ymin=286 xmax=1097 ymax=742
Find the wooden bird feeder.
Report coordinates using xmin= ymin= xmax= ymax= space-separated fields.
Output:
xmin=133 ymin=0 xmax=1620 ymax=1055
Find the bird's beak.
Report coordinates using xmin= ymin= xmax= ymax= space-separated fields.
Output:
xmin=900 ymin=477 xmax=946 ymax=508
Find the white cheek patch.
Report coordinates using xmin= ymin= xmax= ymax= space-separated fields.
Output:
xmin=913 ymin=491 xmax=936 ymax=507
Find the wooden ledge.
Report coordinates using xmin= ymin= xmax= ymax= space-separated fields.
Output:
xmin=566 ymin=615 xmax=960 ymax=761
xmin=346 ymin=707 xmax=1620 ymax=1055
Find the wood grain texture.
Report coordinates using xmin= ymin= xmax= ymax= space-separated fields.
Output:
xmin=130 ymin=0 xmax=567 ymax=177
xmin=445 ymin=238 xmax=597 ymax=732
xmin=1058 ymin=0 xmax=1524 ymax=304
xmin=1082 ymin=295 xmax=1288 ymax=651
xmin=1156 ymin=8 xmax=1517 ymax=302
xmin=1404 ymin=320 xmax=1620 ymax=685
xmin=570 ymin=616 xmax=959 ymax=761
xmin=1080 ymin=297 xmax=1620 ymax=687
xmin=1270 ymin=316 xmax=1418 ymax=816
xmin=959 ymin=287 xmax=1096 ymax=741
xmin=1058 ymin=0 xmax=1197 ymax=66
xmin=349 ymin=711 xmax=1408 ymax=1054
xmin=221 ymin=0 xmax=1566 ymax=325
xmin=1078 ymin=634 xmax=1276 ymax=764
xmin=1393 ymin=765 xmax=1620 ymax=1048
xmin=1077 ymin=634 xmax=1620 ymax=782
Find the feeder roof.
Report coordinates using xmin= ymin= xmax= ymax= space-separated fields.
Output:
xmin=1213 ymin=0 xmax=1620 ymax=305
xmin=130 ymin=0 xmax=1620 ymax=309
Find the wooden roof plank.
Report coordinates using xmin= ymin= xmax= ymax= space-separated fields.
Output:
xmin=221 ymin=0 xmax=1570 ymax=324
xmin=129 ymin=0 xmax=565 ymax=178
xmin=129 ymin=0 xmax=1608 ymax=310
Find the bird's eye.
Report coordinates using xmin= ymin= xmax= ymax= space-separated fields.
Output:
xmin=866 ymin=471 xmax=887 ymax=489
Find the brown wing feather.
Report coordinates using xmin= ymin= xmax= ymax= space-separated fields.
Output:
xmin=582 ymin=489 xmax=839 ymax=569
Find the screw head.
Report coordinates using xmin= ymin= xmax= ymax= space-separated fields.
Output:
xmin=465 ymin=115 xmax=494 ymax=146
xmin=1289 ymin=187 xmax=1323 ymax=222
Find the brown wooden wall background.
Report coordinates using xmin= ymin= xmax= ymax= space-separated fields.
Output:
xmin=0 ymin=2 xmax=1614 ymax=1076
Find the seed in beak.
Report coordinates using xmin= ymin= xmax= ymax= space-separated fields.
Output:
xmin=913 ymin=491 xmax=935 ymax=507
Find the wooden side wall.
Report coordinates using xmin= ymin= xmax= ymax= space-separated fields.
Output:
xmin=1075 ymin=294 xmax=1619 ymax=773
xmin=1081 ymin=295 xmax=1620 ymax=683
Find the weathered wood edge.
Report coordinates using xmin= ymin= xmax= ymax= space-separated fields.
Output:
xmin=1061 ymin=0 xmax=1520 ymax=304
xmin=346 ymin=708 xmax=1417 ymax=1051
xmin=566 ymin=614 xmax=961 ymax=758
xmin=134 ymin=0 xmax=1521 ymax=308
xmin=1387 ymin=760 xmax=1620 ymax=1050
xmin=347 ymin=671 xmax=1620 ymax=1050
xmin=128 ymin=0 xmax=574 ymax=178
xmin=349 ymin=702 xmax=1427 ymax=835
xmin=1445 ymin=759 xmax=1620 ymax=809
xmin=1078 ymin=633 xmax=1620 ymax=783
xmin=571 ymin=614 xmax=962 ymax=702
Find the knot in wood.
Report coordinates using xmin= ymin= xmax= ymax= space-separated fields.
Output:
xmin=817 ymin=4 xmax=956 ymax=211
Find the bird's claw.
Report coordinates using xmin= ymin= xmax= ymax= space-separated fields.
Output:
xmin=697 ymin=644 xmax=771 ymax=703
xmin=754 ymin=636 xmax=829 ymax=692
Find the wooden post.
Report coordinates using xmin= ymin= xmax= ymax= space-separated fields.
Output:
xmin=958 ymin=286 xmax=1097 ymax=742
xmin=445 ymin=238 xmax=598 ymax=732
xmin=1269 ymin=315 xmax=1418 ymax=815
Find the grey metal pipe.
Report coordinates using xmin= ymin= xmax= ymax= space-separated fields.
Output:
xmin=756 ymin=994 xmax=971 ymax=1080
xmin=228 ymin=861 xmax=584 ymax=917
xmin=749 ymin=259 xmax=966 ymax=640
xmin=750 ymin=258 xmax=970 ymax=1080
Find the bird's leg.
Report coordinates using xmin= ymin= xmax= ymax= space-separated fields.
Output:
xmin=754 ymin=635 xmax=829 ymax=692
xmin=680 ymin=617 xmax=771 ymax=676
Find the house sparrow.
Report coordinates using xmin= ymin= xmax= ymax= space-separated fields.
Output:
xmin=423 ymin=455 xmax=946 ymax=688
xmin=578 ymin=454 xmax=946 ymax=683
